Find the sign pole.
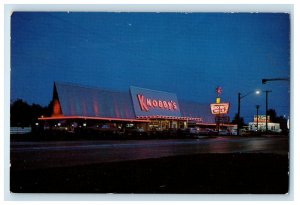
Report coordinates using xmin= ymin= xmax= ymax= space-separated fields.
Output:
xmin=264 ymin=90 xmax=272 ymax=133
xmin=215 ymin=86 xmax=221 ymax=134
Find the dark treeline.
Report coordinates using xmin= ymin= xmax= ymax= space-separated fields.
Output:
xmin=267 ymin=109 xmax=289 ymax=133
xmin=231 ymin=114 xmax=246 ymax=128
xmin=10 ymin=99 xmax=52 ymax=127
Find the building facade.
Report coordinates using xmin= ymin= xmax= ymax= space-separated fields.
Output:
xmin=248 ymin=115 xmax=282 ymax=133
xmin=38 ymin=82 xmax=233 ymax=136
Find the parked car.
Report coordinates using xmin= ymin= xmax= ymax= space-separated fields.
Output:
xmin=218 ymin=130 xmax=229 ymax=136
xmin=87 ymin=124 xmax=119 ymax=135
xmin=206 ymin=129 xmax=218 ymax=136
xmin=188 ymin=127 xmax=200 ymax=134
xmin=229 ymin=129 xmax=238 ymax=136
xmin=124 ymin=126 xmax=145 ymax=136
xmin=193 ymin=128 xmax=218 ymax=136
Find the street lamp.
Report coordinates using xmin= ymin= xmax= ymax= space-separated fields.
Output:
xmin=256 ymin=105 xmax=260 ymax=131
xmin=263 ymin=90 xmax=272 ymax=133
xmin=262 ymin=78 xmax=289 ymax=84
xmin=237 ymin=90 xmax=260 ymax=135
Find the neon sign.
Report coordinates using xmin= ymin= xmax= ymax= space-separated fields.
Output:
xmin=210 ymin=103 xmax=230 ymax=115
xmin=137 ymin=94 xmax=178 ymax=112
xmin=254 ymin=115 xmax=270 ymax=123
xmin=216 ymin=86 xmax=222 ymax=96
xmin=130 ymin=86 xmax=181 ymax=117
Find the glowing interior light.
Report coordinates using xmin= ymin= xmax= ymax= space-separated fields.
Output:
xmin=38 ymin=116 xmax=150 ymax=123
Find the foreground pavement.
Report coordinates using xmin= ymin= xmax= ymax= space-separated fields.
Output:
xmin=10 ymin=153 xmax=289 ymax=194
xmin=10 ymin=135 xmax=288 ymax=171
xmin=10 ymin=135 xmax=290 ymax=194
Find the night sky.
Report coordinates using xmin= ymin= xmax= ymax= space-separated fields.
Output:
xmin=11 ymin=12 xmax=290 ymax=122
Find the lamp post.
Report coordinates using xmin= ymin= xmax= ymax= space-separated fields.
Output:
xmin=256 ymin=105 xmax=260 ymax=131
xmin=264 ymin=90 xmax=272 ymax=133
xmin=237 ymin=90 xmax=260 ymax=135
xmin=262 ymin=78 xmax=289 ymax=84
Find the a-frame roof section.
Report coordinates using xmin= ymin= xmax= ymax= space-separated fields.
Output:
xmin=179 ymin=100 xmax=215 ymax=124
xmin=54 ymin=82 xmax=136 ymax=119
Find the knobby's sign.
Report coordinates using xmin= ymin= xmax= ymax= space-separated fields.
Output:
xmin=210 ymin=103 xmax=230 ymax=115
xmin=130 ymin=86 xmax=181 ymax=117
xmin=137 ymin=94 xmax=178 ymax=112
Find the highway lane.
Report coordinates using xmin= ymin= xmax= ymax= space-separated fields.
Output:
xmin=10 ymin=136 xmax=289 ymax=171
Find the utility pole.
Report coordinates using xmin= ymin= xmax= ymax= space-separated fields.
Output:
xmin=237 ymin=91 xmax=260 ymax=135
xmin=237 ymin=93 xmax=241 ymax=135
xmin=256 ymin=105 xmax=260 ymax=131
xmin=264 ymin=90 xmax=272 ymax=133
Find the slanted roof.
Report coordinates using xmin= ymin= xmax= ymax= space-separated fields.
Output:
xmin=179 ymin=100 xmax=215 ymax=123
xmin=54 ymin=82 xmax=136 ymax=119
xmin=49 ymin=82 xmax=216 ymax=123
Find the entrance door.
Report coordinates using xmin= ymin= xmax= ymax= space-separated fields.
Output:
xmin=171 ymin=121 xmax=178 ymax=129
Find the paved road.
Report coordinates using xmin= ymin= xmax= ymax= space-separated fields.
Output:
xmin=10 ymin=136 xmax=288 ymax=171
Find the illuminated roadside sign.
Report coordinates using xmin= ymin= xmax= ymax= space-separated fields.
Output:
xmin=254 ymin=115 xmax=271 ymax=123
xmin=137 ymin=94 xmax=178 ymax=111
xmin=215 ymin=115 xmax=230 ymax=123
xmin=216 ymin=86 xmax=222 ymax=96
xmin=130 ymin=86 xmax=181 ymax=117
xmin=210 ymin=103 xmax=230 ymax=115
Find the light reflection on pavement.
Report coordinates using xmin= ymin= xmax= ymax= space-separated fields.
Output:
xmin=10 ymin=136 xmax=288 ymax=171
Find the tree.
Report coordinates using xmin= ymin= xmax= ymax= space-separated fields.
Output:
xmin=267 ymin=109 xmax=277 ymax=123
xmin=267 ymin=109 xmax=288 ymax=133
xmin=231 ymin=113 xmax=245 ymax=128
xmin=10 ymin=99 xmax=50 ymax=127
xmin=10 ymin=99 xmax=32 ymax=127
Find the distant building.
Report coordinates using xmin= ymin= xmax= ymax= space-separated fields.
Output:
xmin=248 ymin=115 xmax=282 ymax=133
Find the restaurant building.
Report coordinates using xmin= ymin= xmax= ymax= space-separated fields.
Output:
xmin=38 ymin=82 xmax=232 ymax=135
xmin=248 ymin=115 xmax=282 ymax=133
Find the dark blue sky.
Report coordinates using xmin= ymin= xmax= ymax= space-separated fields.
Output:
xmin=11 ymin=12 xmax=290 ymax=122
